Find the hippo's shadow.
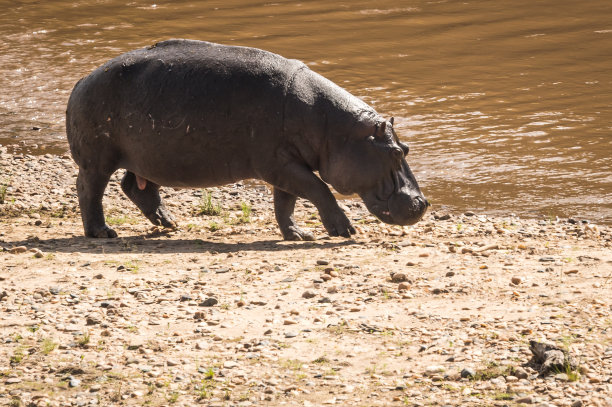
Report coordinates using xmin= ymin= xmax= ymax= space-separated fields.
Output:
xmin=5 ymin=235 xmax=358 ymax=255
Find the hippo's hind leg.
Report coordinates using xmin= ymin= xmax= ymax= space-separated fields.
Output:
xmin=76 ymin=169 xmax=118 ymax=238
xmin=274 ymin=188 xmax=315 ymax=241
xmin=120 ymin=171 xmax=176 ymax=229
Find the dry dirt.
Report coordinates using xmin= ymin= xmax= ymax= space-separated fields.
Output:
xmin=1 ymin=149 xmax=611 ymax=407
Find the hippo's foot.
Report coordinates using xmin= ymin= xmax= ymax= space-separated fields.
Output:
xmin=321 ymin=211 xmax=356 ymax=238
xmin=146 ymin=207 xmax=177 ymax=229
xmin=281 ymin=225 xmax=315 ymax=241
xmin=86 ymin=225 xmax=118 ymax=238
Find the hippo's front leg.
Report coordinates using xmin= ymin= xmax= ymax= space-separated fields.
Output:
xmin=76 ymin=169 xmax=118 ymax=238
xmin=274 ymin=188 xmax=315 ymax=241
xmin=270 ymin=163 xmax=356 ymax=239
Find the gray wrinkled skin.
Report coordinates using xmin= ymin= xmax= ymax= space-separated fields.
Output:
xmin=66 ymin=39 xmax=428 ymax=239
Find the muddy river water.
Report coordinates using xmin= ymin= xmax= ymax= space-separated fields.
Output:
xmin=1 ymin=0 xmax=611 ymax=223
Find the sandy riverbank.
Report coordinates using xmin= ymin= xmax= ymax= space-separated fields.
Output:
xmin=1 ymin=148 xmax=611 ymax=406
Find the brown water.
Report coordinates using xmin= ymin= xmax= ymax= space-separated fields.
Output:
xmin=1 ymin=0 xmax=611 ymax=223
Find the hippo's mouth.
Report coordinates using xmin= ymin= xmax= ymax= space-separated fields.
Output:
xmin=367 ymin=170 xmax=401 ymax=223
xmin=374 ymin=170 xmax=399 ymax=206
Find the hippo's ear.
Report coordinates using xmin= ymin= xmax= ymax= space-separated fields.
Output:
xmin=389 ymin=117 xmax=394 ymax=126
xmin=374 ymin=121 xmax=386 ymax=139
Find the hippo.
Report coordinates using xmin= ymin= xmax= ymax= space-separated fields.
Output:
xmin=66 ymin=39 xmax=428 ymax=240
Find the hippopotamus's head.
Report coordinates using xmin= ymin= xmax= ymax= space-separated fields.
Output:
xmin=320 ymin=117 xmax=428 ymax=226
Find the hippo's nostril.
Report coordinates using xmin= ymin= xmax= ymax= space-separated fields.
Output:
xmin=413 ymin=195 xmax=429 ymax=210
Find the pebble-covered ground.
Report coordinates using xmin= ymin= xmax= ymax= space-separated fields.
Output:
xmin=1 ymin=148 xmax=611 ymax=407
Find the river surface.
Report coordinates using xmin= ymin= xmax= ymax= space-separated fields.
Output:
xmin=1 ymin=0 xmax=611 ymax=223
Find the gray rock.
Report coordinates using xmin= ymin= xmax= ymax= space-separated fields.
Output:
xmin=199 ymin=297 xmax=218 ymax=307
xmin=69 ymin=378 xmax=81 ymax=387
xmin=514 ymin=366 xmax=529 ymax=379
xmin=302 ymin=290 xmax=316 ymax=299
xmin=461 ymin=368 xmax=476 ymax=379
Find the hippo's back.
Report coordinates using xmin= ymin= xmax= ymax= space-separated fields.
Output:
xmin=66 ymin=40 xmax=306 ymax=185
xmin=68 ymin=39 xmax=305 ymax=134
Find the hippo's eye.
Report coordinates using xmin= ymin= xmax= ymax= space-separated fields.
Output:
xmin=367 ymin=136 xmax=375 ymax=143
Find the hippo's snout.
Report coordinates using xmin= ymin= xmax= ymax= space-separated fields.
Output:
xmin=387 ymin=193 xmax=428 ymax=225
xmin=360 ymin=189 xmax=428 ymax=226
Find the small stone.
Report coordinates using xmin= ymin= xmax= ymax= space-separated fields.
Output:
xmin=511 ymin=276 xmax=524 ymax=285
xmin=284 ymin=332 xmax=298 ymax=338
xmin=93 ymin=274 xmax=104 ymax=279
xmin=398 ymin=282 xmax=410 ymax=291
xmin=283 ymin=319 xmax=298 ymax=325
xmin=445 ymin=271 xmax=455 ymax=277
xmin=9 ymin=246 xmax=27 ymax=254
xmin=514 ymin=366 xmax=529 ymax=379
xmin=199 ymin=297 xmax=218 ymax=307
xmin=180 ymin=294 xmax=192 ymax=302
xmin=539 ymin=257 xmax=555 ymax=262
xmin=515 ymin=396 xmax=533 ymax=404
xmin=86 ymin=315 xmax=101 ymax=325
xmin=89 ymin=384 xmax=101 ymax=393
xmin=570 ymin=400 xmax=583 ymax=407
xmin=461 ymin=368 xmax=475 ymax=379
xmin=302 ymin=290 xmax=316 ymax=299
xmin=320 ymin=274 xmax=332 ymax=282
xmin=69 ymin=378 xmax=81 ymax=388
xmin=223 ymin=361 xmax=238 ymax=369
xmin=425 ymin=365 xmax=445 ymax=376
xmin=6 ymin=377 xmax=22 ymax=384
xmin=49 ymin=287 xmax=60 ymax=295
xmin=391 ymin=273 xmax=408 ymax=283
xmin=316 ymin=260 xmax=329 ymax=265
